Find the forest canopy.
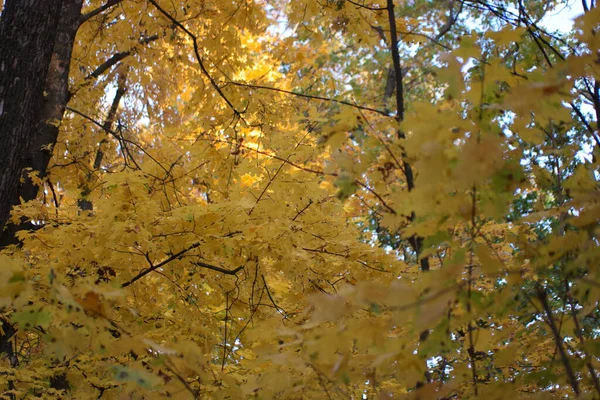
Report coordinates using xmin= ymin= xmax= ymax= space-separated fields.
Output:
xmin=0 ymin=0 xmax=599 ymax=398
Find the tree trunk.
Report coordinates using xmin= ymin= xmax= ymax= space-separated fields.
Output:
xmin=18 ymin=0 xmax=83 ymax=204
xmin=0 ymin=0 xmax=64 ymax=232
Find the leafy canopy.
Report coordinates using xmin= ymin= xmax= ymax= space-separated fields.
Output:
xmin=1 ymin=0 xmax=600 ymax=398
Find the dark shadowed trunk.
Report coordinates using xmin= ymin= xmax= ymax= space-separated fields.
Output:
xmin=0 ymin=0 xmax=64 ymax=232
xmin=0 ymin=1 xmax=84 ymax=246
xmin=19 ymin=0 xmax=84 ymax=204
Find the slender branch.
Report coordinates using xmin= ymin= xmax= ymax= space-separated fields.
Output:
xmin=354 ymin=180 xmax=396 ymax=214
xmin=537 ymin=285 xmax=581 ymax=396
xmin=385 ymin=0 xmax=428 ymax=271
xmin=385 ymin=0 xmax=405 ymax=123
xmin=249 ymin=160 xmax=287 ymax=216
xmin=147 ymin=0 xmax=241 ymax=116
xmin=592 ymin=82 xmax=600 ymax=142
xmin=89 ymin=52 xmax=129 ymax=80
xmin=190 ymin=261 xmax=243 ymax=275
xmin=389 ymin=283 xmax=462 ymax=312
xmin=221 ymin=293 xmax=229 ymax=370
xmin=435 ymin=0 xmax=461 ymax=40
xmin=292 ymin=199 xmax=313 ymax=221
xmin=195 ymin=137 xmax=330 ymax=175
xmin=94 ymin=72 xmax=127 ymax=169
xmin=404 ymin=30 xmax=451 ymax=50
xmin=248 ymin=132 xmax=309 ymax=215
xmin=65 ymin=106 xmax=168 ymax=175
xmin=163 ymin=360 xmax=200 ymax=399
xmin=195 ymin=139 xmax=397 ymax=217
xmin=261 ymin=275 xmax=288 ymax=317
xmin=46 ymin=179 xmax=60 ymax=212
xmin=121 ymin=242 xmax=201 ymax=287
xmin=86 ymin=35 xmax=159 ymax=80
xmin=80 ymin=0 xmax=123 ymax=25
xmin=226 ymin=81 xmax=390 ymax=116
xmin=570 ymin=101 xmax=600 ymax=149
xmin=467 ymin=187 xmax=478 ymax=396
xmin=302 ymin=246 xmax=389 ymax=273
xmin=568 ymin=294 xmax=600 ymax=396
xmin=345 ymin=0 xmax=385 ymax=11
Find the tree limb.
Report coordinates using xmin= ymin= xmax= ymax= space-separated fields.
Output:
xmin=385 ymin=0 xmax=429 ymax=271
xmin=147 ymin=0 xmax=241 ymax=117
xmin=79 ymin=0 xmax=123 ymax=25
xmin=346 ymin=0 xmax=385 ymax=11
xmin=121 ymin=242 xmax=202 ymax=287
xmin=86 ymin=34 xmax=159 ymax=80
xmin=537 ymin=285 xmax=581 ymax=397
xmin=190 ymin=261 xmax=243 ymax=275
xmin=227 ymin=81 xmax=390 ymax=117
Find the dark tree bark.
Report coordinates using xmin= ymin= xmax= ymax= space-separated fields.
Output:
xmin=19 ymin=0 xmax=84 ymax=204
xmin=0 ymin=0 xmax=64 ymax=232
xmin=0 ymin=1 xmax=84 ymax=247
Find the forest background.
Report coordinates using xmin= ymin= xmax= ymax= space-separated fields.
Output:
xmin=0 ymin=0 xmax=599 ymax=398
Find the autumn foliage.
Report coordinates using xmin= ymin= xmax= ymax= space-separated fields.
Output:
xmin=0 ymin=0 xmax=599 ymax=398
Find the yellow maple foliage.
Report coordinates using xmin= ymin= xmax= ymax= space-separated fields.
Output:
xmin=0 ymin=0 xmax=598 ymax=398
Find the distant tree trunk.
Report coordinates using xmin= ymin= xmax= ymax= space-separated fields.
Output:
xmin=0 ymin=0 xmax=64 ymax=232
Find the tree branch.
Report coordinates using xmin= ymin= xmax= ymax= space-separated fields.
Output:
xmin=190 ymin=261 xmax=243 ymax=275
xmin=261 ymin=274 xmax=288 ymax=317
xmin=345 ymin=0 xmax=385 ymax=11
xmin=79 ymin=0 xmax=123 ymax=25
xmin=385 ymin=0 xmax=429 ymax=271
xmin=86 ymin=34 xmax=159 ymax=80
xmin=93 ymin=72 xmax=127 ymax=169
xmin=537 ymin=285 xmax=581 ymax=396
xmin=568 ymin=293 xmax=600 ymax=396
xmin=226 ymin=81 xmax=391 ymax=117
xmin=65 ymin=106 xmax=168 ymax=175
xmin=386 ymin=0 xmax=405 ymax=123
xmin=435 ymin=0 xmax=462 ymax=41
xmin=147 ymin=0 xmax=241 ymax=117
xmin=88 ymin=52 xmax=129 ymax=80
xmin=570 ymin=101 xmax=600 ymax=149
xmin=121 ymin=242 xmax=201 ymax=287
